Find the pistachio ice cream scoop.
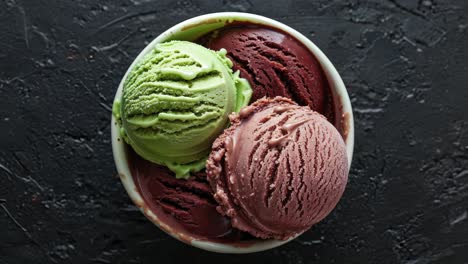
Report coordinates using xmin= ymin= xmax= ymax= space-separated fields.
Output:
xmin=113 ymin=40 xmax=252 ymax=178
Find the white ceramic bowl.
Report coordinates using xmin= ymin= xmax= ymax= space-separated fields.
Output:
xmin=111 ymin=12 xmax=354 ymax=254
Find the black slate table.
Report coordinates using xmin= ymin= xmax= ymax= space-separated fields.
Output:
xmin=1 ymin=0 xmax=467 ymax=263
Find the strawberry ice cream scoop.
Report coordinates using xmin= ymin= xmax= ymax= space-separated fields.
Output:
xmin=206 ymin=97 xmax=348 ymax=240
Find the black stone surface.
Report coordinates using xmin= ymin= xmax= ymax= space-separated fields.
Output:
xmin=1 ymin=0 xmax=467 ymax=263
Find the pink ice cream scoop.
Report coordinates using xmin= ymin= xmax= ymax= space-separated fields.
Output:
xmin=206 ymin=97 xmax=348 ymax=240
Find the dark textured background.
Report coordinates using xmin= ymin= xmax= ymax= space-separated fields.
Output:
xmin=1 ymin=0 xmax=467 ymax=263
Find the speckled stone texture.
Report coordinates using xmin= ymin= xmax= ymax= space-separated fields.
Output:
xmin=0 ymin=0 xmax=467 ymax=263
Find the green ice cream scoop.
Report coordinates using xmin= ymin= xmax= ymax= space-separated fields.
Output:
xmin=113 ymin=41 xmax=252 ymax=178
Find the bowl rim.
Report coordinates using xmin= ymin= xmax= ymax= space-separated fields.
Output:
xmin=111 ymin=11 xmax=354 ymax=254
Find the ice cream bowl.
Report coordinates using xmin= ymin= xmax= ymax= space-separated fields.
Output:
xmin=111 ymin=12 xmax=354 ymax=253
